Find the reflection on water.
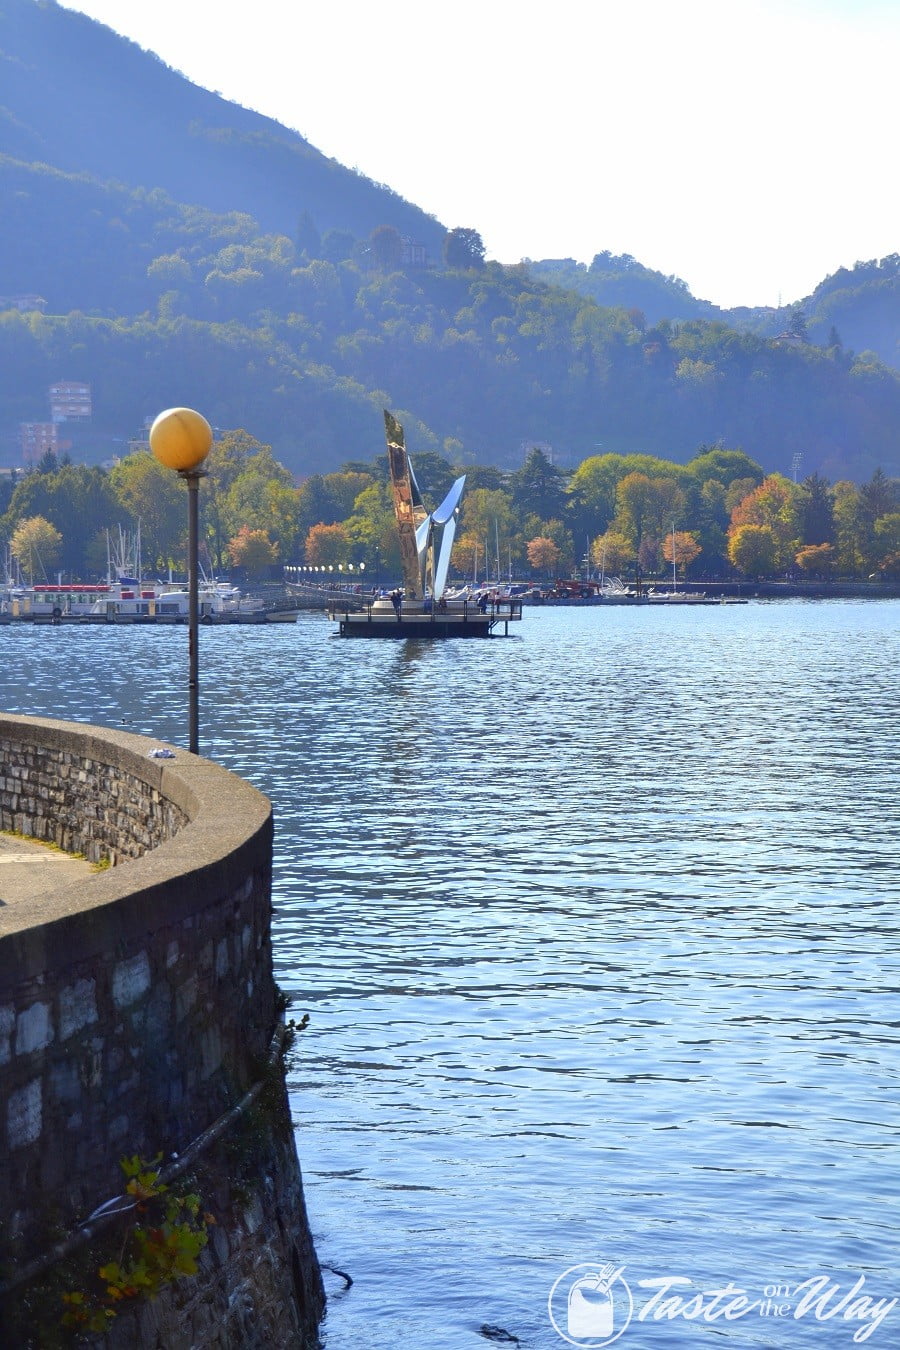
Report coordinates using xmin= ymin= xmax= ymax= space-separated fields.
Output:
xmin=2 ymin=600 xmax=899 ymax=1347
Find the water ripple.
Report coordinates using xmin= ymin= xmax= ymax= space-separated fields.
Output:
xmin=2 ymin=601 xmax=899 ymax=1347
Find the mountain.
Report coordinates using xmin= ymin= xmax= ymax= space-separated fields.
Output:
xmin=0 ymin=0 xmax=445 ymax=251
xmin=0 ymin=0 xmax=898 ymax=484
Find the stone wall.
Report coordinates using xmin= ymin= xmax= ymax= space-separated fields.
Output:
xmin=0 ymin=714 xmax=323 ymax=1347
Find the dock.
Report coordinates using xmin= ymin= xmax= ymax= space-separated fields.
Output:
xmin=328 ymin=596 xmax=522 ymax=638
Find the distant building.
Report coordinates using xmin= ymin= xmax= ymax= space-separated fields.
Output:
xmin=19 ymin=422 xmax=59 ymax=465
xmin=0 ymin=294 xmax=47 ymax=313
xmin=402 ymin=239 xmax=428 ymax=269
xmin=49 ymin=381 xmax=92 ymax=421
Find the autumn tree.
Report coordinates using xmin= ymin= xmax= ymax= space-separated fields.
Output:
xmin=728 ymin=474 xmax=801 ymax=572
xmin=305 ymin=521 xmax=351 ymax=566
xmin=10 ymin=515 xmax=62 ymax=580
xmin=728 ymin=523 xmax=777 ymax=576
xmin=526 ymin=536 xmax=562 ymax=576
xmin=663 ymin=530 xmax=702 ymax=578
xmin=228 ymin=526 xmax=278 ymax=578
xmin=795 ymin=543 xmax=836 ymax=577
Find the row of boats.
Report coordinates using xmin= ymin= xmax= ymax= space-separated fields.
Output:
xmin=0 ymin=577 xmax=297 ymax=624
xmin=446 ymin=578 xmax=748 ymax=606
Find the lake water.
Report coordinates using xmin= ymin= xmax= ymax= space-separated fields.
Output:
xmin=2 ymin=600 xmax=899 ymax=1349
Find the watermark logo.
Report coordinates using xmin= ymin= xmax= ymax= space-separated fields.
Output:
xmin=547 ymin=1267 xmax=897 ymax=1345
xmin=547 ymin=1262 xmax=634 ymax=1346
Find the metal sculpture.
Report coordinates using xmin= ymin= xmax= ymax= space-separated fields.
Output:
xmin=384 ymin=411 xmax=466 ymax=602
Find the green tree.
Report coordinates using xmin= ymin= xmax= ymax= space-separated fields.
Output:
xmin=873 ymin=514 xmax=900 ymax=576
xmin=443 ymin=227 xmax=486 ymax=270
xmin=508 ymin=447 xmax=567 ymax=520
xmin=108 ymin=453 xmax=186 ymax=572
xmin=591 ymin=530 xmax=634 ymax=575
xmin=832 ymin=481 xmax=864 ymax=574
xmin=368 ymin=225 xmax=404 ymax=272
xmin=1 ymin=464 xmax=125 ymax=577
xmin=220 ymin=455 xmax=299 ymax=562
xmin=343 ymin=483 xmax=400 ymax=575
xmin=799 ymin=472 xmax=835 ymax=545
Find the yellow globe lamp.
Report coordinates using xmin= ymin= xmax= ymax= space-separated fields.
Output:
xmin=149 ymin=407 xmax=213 ymax=472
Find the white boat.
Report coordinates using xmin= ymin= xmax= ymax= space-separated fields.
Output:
xmin=647 ymin=525 xmax=707 ymax=601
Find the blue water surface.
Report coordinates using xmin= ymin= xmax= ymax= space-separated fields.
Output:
xmin=2 ymin=598 xmax=898 ymax=1349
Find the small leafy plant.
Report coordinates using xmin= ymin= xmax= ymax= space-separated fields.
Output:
xmin=60 ymin=1155 xmax=212 ymax=1335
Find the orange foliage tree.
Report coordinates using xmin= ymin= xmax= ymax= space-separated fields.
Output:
xmin=228 ymin=526 xmax=278 ymax=578
xmin=662 ymin=530 xmax=702 ymax=578
xmin=305 ymin=521 xmax=351 ymax=566
xmin=526 ymin=536 xmax=562 ymax=576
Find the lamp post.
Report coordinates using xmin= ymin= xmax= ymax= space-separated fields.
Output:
xmin=149 ymin=407 xmax=213 ymax=754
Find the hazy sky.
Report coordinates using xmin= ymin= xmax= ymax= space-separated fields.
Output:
xmin=61 ymin=0 xmax=898 ymax=310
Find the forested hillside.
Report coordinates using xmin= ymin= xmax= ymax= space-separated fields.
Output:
xmin=0 ymin=0 xmax=897 ymax=485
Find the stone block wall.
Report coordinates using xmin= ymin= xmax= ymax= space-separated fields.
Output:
xmin=0 ymin=714 xmax=323 ymax=1347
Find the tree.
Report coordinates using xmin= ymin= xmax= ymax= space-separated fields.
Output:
xmin=108 ymin=452 xmax=186 ymax=572
xmin=591 ymin=530 xmax=633 ymax=575
xmin=728 ymin=523 xmax=777 ymax=576
xmin=663 ymin=530 xmax=702 ymax=578
xmin=858 ymin=468 xmax=898 ymax=523
xmin=10 ymin=515 xmax=62 ymax=580
xmin=508 ymin=447 xmax=567 ymax=520
xmin=443 ymin=227 xmax=485 ymax=270
xmin=1 ymin=463 xmax=125 ymax=577
xmin=35 ymin=449 xmax=59 ymax=475
xmin=728 ymin=474 xmax=801 ymax=572
xmin=368 ymin=225 xmax=403 ymax=272
xmin=526 ymin=536 xmax=562 ymax=576
xmin=832 ymin=481 xmax=864 ymax=574
xmin=344 ymin=483 xmax=401 ymax=576
xmin=873 ymin=514 xmax=900 ymax=576
xmin=799 ymin=472 xmax=834 ymax=545
xmin=296 ymin=210 xmax=321 ymax=259
xmin=228 ymin=526 xmax=278 ymax=578
xmin=786 ymin=305 xmax=808 ymax=339
xmin=613 ymin=473 xmax=686 ymax=564
xmin=305 ymin=521 xmax=351 ymax=566
xmin=795 ymin=543 xmax=836 ymax=577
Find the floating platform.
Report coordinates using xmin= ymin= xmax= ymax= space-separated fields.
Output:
xmin=329 ymin=597 xmax=522 ymax=638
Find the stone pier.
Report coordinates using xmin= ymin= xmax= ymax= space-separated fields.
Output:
xmin=0 ymin=713 xmax=323 ymax=1347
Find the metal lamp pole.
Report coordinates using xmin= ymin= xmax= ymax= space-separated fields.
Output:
xmin=182 ymin=466 xmax=207 ymax=753
xmin=149 ymin=408 xmax=213 ymax=755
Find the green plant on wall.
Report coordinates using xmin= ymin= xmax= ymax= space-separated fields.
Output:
xmin=60 ymin=1155 xmax=212 ymax=1335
